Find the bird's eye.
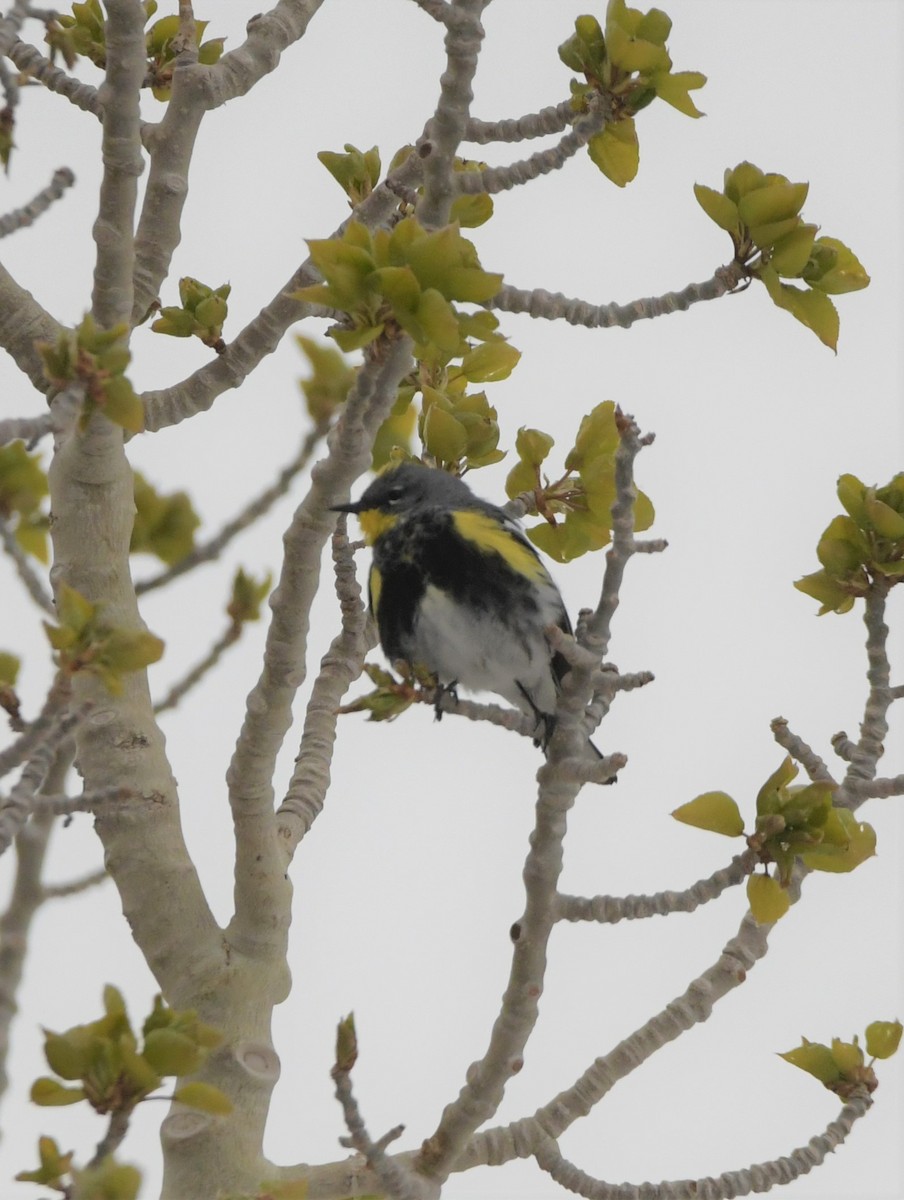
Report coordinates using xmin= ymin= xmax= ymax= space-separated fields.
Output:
xmin=386 ymin=487 xmax=405 ymax=505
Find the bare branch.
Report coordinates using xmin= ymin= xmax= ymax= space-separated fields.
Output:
xmin=0 ymin=519 xmax=54 ymax=613
xmin=0 ymin=674 xmax=70 ymax=780
xmin=557 ymin=850 xmax=757 ymax=924
xmin=0 ymin=703 xmax=86 ymax=856
xmin=153 ymin=622 xmax=241 ymax=716
xmin=277 ymin=517 xmax=372 ymax=856
xmin=31 ymin=783 xmax=134 ymax=816
xmin=489 ymin=261 xmax=748 ymax=329
xmin=331 ymin=1043 xmax=432 ymax=1200
xmin=845 ymin=773 xmax=904 ymax=801
xmin=465 ymin=100 xmax=573 ymax=144
xmin=417 ymin=0 xmax=490 ymax=228
xmin=7 ymin=37 xmax=103 ymax=116
xmin=88 ymin=1108 xmax=132 ymax=1169
xmin=136 ymin=421 xmax=328 ymax=595
xmin=842 ymin=583 xmax=892 ymax=794
xmin=457 ymin=94 xmax=610 ymax=195
xmin=0 ymin=257 xmax=63 ymax=391
xmin=533 ymin=1090 xmax=873 ymax=1199
xmin=0 ymin=413 xmax=53 ymax=447
xmin=0 ymin=166 xmax=74 ymax=239
xmin=226 ymin=335 xmax=413 ymax=957
xmin=203 ymin=0 xmax=327 ymax=108
xmin=409 ymin=0 xmax=450 ymax=21
xmin=770 ymin=717 xmax=835 ymax=783
xmin=41 ymin=865 xmax=108 ymax=899
xmin=0 ymin=0 xmax=29 ymax=55
xmin=91 ymin=0 xmax=146 ymax=327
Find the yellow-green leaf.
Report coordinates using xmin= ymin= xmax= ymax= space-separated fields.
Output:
xmin=672 ymin=791 xmax=744 ymax=837
xmin=587 ymin=118 xmax=639 ymax=187
xmin=865 ymin=1020 xmax=903 ymax=1060
xmin=746 ymin=873 xmax=790 ymax=924
xmin=693 ymin=183 xmax=739 ymax=233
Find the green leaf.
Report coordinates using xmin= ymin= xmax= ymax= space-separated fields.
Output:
xmin=779 ymin=1039 xmax=841 ymax=1084
xmin=799 ymin=811 xmax=876 ymax=873
xmin=747 ymin=874 xmax=790 ymax=924
xmin=738 ymin=181 xmax=808 ymax=228
xmin=770 ymin=224 xmax=818 ymax=277
xmin=587 ymin=118 xmax=639 ymax=187
xmin=173 ymin=1081 xmax=233 ymax=1115
xmin=672 ymin=791 xmax=744 ymax=837
xmin=335 ymin=1013 xmax=357 ymax=1072
xmin=723 ymin=161 xmax=766 ymax=202
xmin=459 ymin=340 xmax=520 ymax=383
xmin=759 ymin=265 xmax=840 ymax=351
xmin=693 ymin=183 xmax=739 ymax=233
xmin=0 ymin=651 xmax=20 ymax=686
xmin=31 ymin=1076 xmax=87 ymax=1106
xmin=653 ymin=70 xmax=706 ymax=117
xmin=805 ymin=237 xmax=870 ymax=294
xmin=422 ymin=404 xmax=468 ymax=465
xmin=142 ymin=1028 xmax=202 ymax=1077
xmin=865 ymin=1020 xmax=903 ymax=1060
xmin=793 ymin=569 xmax=857 ymax=615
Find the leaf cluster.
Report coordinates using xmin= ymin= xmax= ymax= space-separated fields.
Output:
xmin=694 ymin=162 xmax=869 ymax=349
xmin=673 ymin=757 xmax=876 ymax=923
xmin=151 ymin=276 xmax=231 ymax=352
xmin=338 ymin=661 xmax=439 ymax=723
xmin=131 ymin=471 xmax=200 ymax=566
xmin=43 ymin=583 xmax=164 ymax=694
xmin=17 ymin=1136 xmax=141 ymax=1200
xmin=296 ymin=334 xmax=357 ymax=423
xmin=31 ymin=985 xmax=229 ymax=1115
xmin=559 ymin=1 xmax=705 ymax=187
xmin=795 ymin=472 xmax=904 ymax=613
xmin=780 ymin=1021 xmax=902 ymax=1099
xmin=45 ymin=0 xmax=223 ymax=95
xmin=0 ymin=441 xmax=50 ymax=562
xmin=504 ymin=402 xmax=654 ymax=562
xmin=318 ymin=143 xmax=383 ymax=207
xmin=227 ymin=568 xmax=272 ymax=626
xmin=38 ymin=315 xmax=144 ymax=434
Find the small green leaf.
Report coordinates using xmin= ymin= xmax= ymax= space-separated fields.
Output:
xmin=587 ymin=118 xmax=639 ymax=187
xmin=31 ymin=1076 xmax=87 ymax=1106
xmin=779 ymin=1039 xmax=841 ymax=1084
xmin=865 ymin=1020 xmax=903 ymax=1060
xmin=746 ymin=873 xmax=790 ymax=924
xmin=142 ymin=1028 xmax=202 ymax=1077
xmin=672 ymin=791 xmax=744 ymax=837
xmin=693 ymin=183 xmax=740 ymax=233
xmin=335 ymin=1013 xmax=358 ymax=1072
xmin=172 ymin=1081 xmax=233 ymax=1115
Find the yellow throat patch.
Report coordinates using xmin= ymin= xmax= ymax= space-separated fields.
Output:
xmin=357 ymin=508 xmax=398 ymax=545
xmin=452 ymin=510 xmax=546 ymax=581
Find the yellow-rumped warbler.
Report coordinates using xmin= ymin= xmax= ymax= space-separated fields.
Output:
xmin=334 ymin=462 xmax=600 ymax=755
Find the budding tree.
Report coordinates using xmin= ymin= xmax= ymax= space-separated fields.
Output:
xmin=0 ymin=2 xmax=901 ymax=1200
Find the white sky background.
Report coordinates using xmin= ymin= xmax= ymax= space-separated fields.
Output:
xmin=1 ymin=0 xmax=903 ymax=1197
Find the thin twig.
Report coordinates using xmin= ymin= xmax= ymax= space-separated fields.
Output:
xmin=0 ymin=166 xmax=75 ymax=239
xmin=557 ymin=850 xmax=757 ymax=924
xmin=0 ymin=519 xmax=54 ymax=613
xmin=0 ymin=413 xmax=53 ymax=448
xmin=465 ymin=100 xmax=573 ymax=144
xmin=6 ymin=37 xmax=103 ymax=117
xmin=153 ymin=622 xmax=241 ymax=716
xmin=489 ymin=261 xmax=748 ymax=329
xmin=41 ymin=865 xmax=109 ymax=900
xmin=770 ymin=717 xmax=834 ymax=783
xmin=88 ymin=1108 xmax=132 ymax=1169
xmin=533 ymin=1090 xmax=873 ymax=1199
xmin=136 ymin=421 xmax=328 ymax=595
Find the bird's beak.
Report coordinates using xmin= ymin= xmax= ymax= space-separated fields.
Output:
xmin=330 ymin=500 xmax=361 ymax=514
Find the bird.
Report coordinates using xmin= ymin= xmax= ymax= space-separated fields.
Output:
xmin=333 ymin=462 xmax=601 ymax=756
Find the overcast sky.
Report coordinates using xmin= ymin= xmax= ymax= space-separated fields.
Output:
xmin=1 ymin=1 xmax=902 ymax=1197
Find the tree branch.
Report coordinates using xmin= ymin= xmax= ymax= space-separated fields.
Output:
xmin=489 ymin=261 xmax=748 ymax=329
xmin=458 ymin=96 xmax=611 ymax=195
xmin=416 ymin=0 xmax=490 ymax=229
xmin=136 ymin=420 xmax=328 ymax=596
xmin=202 ymin=0 xmax=327 ymax=109
xmin=465 ymin=100 xmax=573 ymax=144
xmin=556 ymin=850 xmax=756 ymax=924
xmin=140 ymin=153 xmax=422 ymax=432
xmin=0 ymin=413 xmax=53 ymax=447
xmin=842 ymin=583 xmax=892 ymax=794
xmin=6 ymin=37 xmax=103 ymax=117
xmin=276 ymin=517 xmax=371 ymax=855
xmin=0 ymin=518 xmax=54 ymax=613
xmin=226 ymin=334 xmax=413 ymax=957
xmin=0 ymin=257 xmax=62 ymax=391
xmin=92 ymin=0 xmax=146 ymax=327
xmin=532 ymin=1090 xmax=873 ymax=1199
xmin=770 ymin=717 xmax=835 ymax=783
xmin=0 ymin=166 xmax=75 ymax=239
xmin=153 ymin=621 xmax=241 ymax=716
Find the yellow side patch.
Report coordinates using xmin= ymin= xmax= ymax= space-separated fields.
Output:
xmin=358 ymin=509 xmax=398 ymax=545
xmin=369 ymin=565 xmax=382 ymax=615
xmin=452 ymin=510 xmax=546 ymax=581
